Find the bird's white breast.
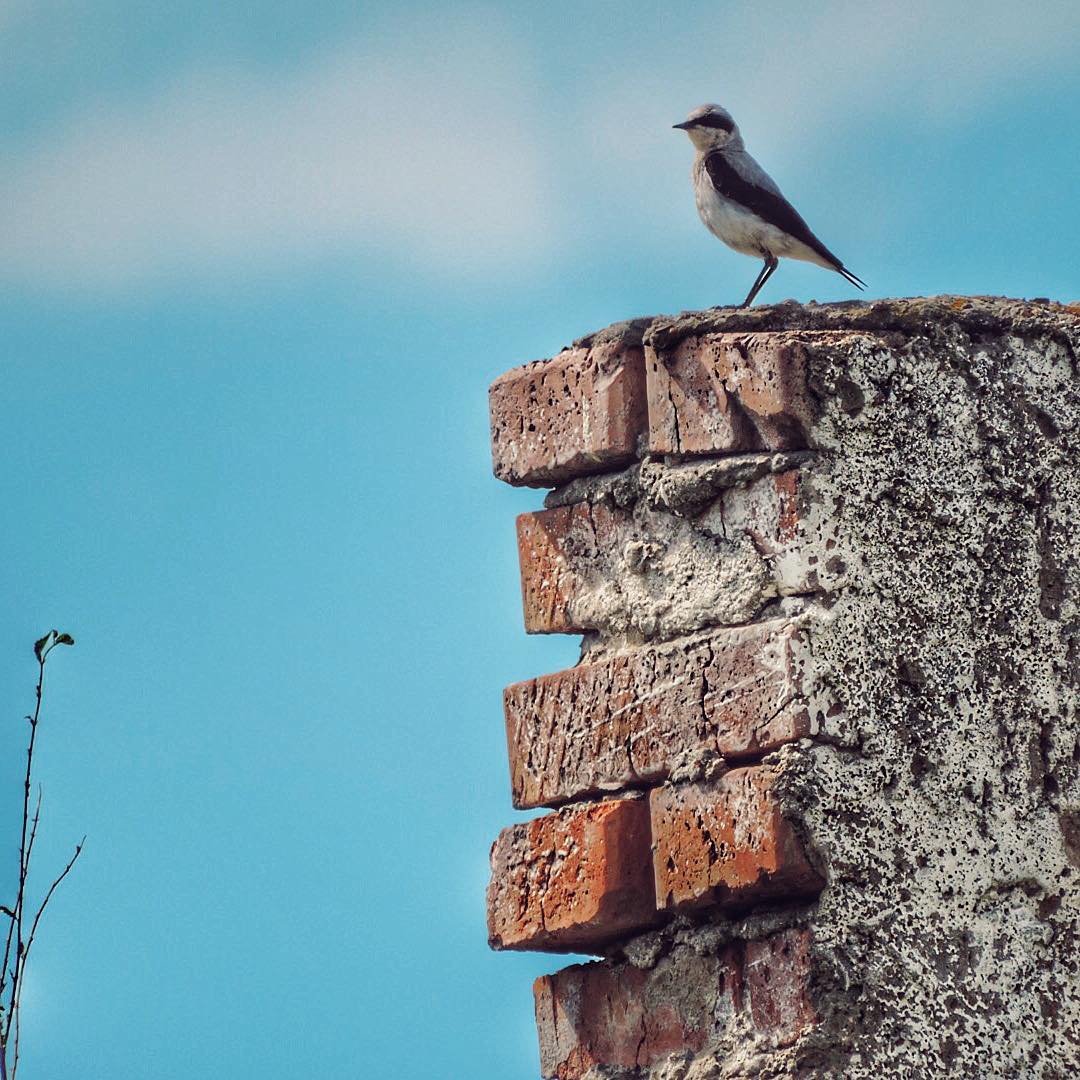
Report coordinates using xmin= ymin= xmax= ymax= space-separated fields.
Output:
xmin=692 ymin=159 xmax=820 ymax=264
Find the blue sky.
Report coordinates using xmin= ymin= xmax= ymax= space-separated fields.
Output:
xmin=1 ymin=2 xmax=1077 ymax=1077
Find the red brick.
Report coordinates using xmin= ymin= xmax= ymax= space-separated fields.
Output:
xmin=650 ymin=770 xmax=823 ymax=912
xmin=515 ymin=500 xmax=624 ymax=635
xmin=490 ymin=337 xmax=648 ymax=487
xmin=487 ymin=798 xmax=658 ymax=953
xmin=534 ymin=945 xmax=742 ymax=1078
xmin=533 ymin=929 xmax=817 ymax=1078
xmin=745 ymin=928 xmax=816 ymax=1047
xmin=646 ymin=332 xmax=822 ymax=455
xmin=504 ymin=619 xmax=812 ymax=809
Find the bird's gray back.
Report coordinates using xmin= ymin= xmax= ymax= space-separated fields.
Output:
xmin=716 ymin=148 xmax=784 ymax=198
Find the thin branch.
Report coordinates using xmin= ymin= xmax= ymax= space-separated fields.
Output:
xmin=7 ymin=787 xmax=41 ymax=1078
xmin=1 ymin=632 xmax=78 ymax=1075
xmin=21 ymin=792 xmax=42 ymax=895
xmin=0 ymin=659 xmax=44 ymax=1045
xmin=11 ymin=840 xmax=84 ymax=1079
xmin=21 ymin=840 xmax=84 ymax=983
xmin=4 ymin=787 xmax=41 ymax=1065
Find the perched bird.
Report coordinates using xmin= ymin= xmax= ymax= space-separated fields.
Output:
xmin=674 ymin=104 xmax=865 ymax=307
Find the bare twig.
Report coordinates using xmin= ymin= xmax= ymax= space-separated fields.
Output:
xmin=20 ymin=840 xmax=85 ymax=988
xmin=21 ymin=792 xmax=42 ymax=902
xmin=0 ymin=631 xmax=79 ymax=1079
xmin=6 ymin=788 xmax=41 ymax=1080
xmin=0 ymin=656 xmax=45 ymax=1047
xmin=12 ymin=840 xmax=84 ymax=1076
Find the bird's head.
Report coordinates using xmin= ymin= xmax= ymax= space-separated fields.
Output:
xmin=673 ymin=104 xmax=742 ymax=152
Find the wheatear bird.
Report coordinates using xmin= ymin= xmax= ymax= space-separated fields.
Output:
xmin=674 ymin=104 xmax=865 ymax=307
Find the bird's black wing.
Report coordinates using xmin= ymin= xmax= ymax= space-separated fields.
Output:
xmin=704 ymin=151 xmax=848 ymax=274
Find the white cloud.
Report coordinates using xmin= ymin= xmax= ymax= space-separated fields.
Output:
xmin=0 ymin=19 xmax=561 ymax=289
xmin=2 ymin=0 xmax=1077 ymax=292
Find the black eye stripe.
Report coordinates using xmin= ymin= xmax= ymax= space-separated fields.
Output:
xmin=696 ymin=114 xmax=734 ymax=133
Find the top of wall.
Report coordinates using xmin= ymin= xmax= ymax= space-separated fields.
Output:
xmin=489 ymin=296 xmax=1079 ymax=488
xmin=639 ymin=294 xmax=1078 ymax=348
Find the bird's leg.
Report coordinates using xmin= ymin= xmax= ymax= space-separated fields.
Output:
xmin=741 ymin=259 xmax=771 ymax=307
xmin=740 ymin=254 xmax=778 ymax=308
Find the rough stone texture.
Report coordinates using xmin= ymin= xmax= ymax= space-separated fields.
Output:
xmin=613 ymin=298 xmax=1080 ymax=1077
xmin=650 ymin=771 xmax=824 ymax=913
xmin=504 ymin=619 xmax=813 ymax=809
xmin=515 ymin=466 xmax=823 ymax=640
xmin=487 ymin=797 xmax=658 ymax=952
xmin=490 ymin=321 xmax=650 ymax=487
xmin=735 ymin=300 xmax=1080 ymax=1079
xmin=489 ymin=298 xmax=1080 ymax=1078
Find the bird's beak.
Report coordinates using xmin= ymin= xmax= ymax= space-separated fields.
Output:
xmin=672 ymin=121 xmax=694 ymax=130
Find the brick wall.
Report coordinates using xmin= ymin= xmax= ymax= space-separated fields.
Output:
xmin=485 ymin=298 xmax=1080 ymax=1078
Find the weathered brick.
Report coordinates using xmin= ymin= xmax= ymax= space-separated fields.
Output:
xmin=516 ymin=468 xmax=812 ymax=637
xmin=487 ymin=798 xmax=658 ymax=953
xmin=651 ymin=770 xmax=823 ymax=912
xmin=534 ymin=929 xmax=816 ymax=1078
xmin=646 ymin=331 xmax=822 ymax=455
xmin=745 ymin=928 xmax=816 ymax=1047
xmin=534 ymin=945 xmax=742 ymax=1079
xmin=505 ymin=619 xmax=812 ymax=809
xmin=515 ymin=500 xmax=622 ymax=635
xmin=490 ymin=334 xmax=648 ymax=487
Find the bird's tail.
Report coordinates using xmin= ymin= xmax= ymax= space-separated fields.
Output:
xmin=837 ymin=265 xmax=867 ymax=290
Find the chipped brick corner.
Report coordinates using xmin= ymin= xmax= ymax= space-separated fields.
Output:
xmin=484 ymin=298 xmax=1080 ymax=1078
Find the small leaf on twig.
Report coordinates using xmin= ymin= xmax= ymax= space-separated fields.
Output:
xmin=32 ymin=630 xmax=74 ymax=663
xmin=33 ymin=632 xmax=55 ymax=662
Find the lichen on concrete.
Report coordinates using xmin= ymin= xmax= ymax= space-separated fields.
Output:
xmin=769 ymin=307 xmax=1080 ymax=1079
